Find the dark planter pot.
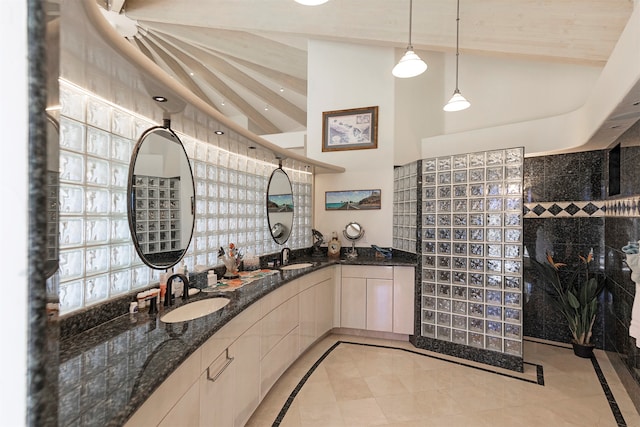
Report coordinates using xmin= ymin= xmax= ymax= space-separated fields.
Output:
xmin=572 ymin=342 xmax=595 ymax=358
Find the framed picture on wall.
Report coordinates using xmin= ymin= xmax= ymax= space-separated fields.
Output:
xmin=325 ymin=189 xmax=381 ymax=210
xmin=322 ymin=106 xmax=378 ymax=152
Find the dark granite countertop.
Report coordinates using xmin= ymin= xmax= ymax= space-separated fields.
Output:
xmin=57 ymin=256 xmax=416 ymax=426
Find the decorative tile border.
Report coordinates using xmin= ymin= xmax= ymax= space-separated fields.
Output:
xmin=524 ymin=201 xmax=605 ymax=218
xmin=524 ymin=198 xmax=640 ymax=218
xmin=604 ymin=196 xmax=640 ymax=217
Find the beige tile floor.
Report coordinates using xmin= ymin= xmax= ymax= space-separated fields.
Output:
xmin=247 ymin=334 xmax=640 ymax=427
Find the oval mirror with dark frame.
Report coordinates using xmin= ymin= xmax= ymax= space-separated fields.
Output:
xmin=127 ymin=125 xmax=195 ymax=269
xmin=266 ymin=167 xmax=294 ymax=245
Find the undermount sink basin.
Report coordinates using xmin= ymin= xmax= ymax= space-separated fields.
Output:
xmin=160 ymin=297 xmax=230 ymax=323
xmin=280 ymin=262 xmax=314 ymax=271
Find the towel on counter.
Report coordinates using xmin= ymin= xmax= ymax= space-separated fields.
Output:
xmin=631 ymin=282 xmax=640 ymax=347
xmin=202 ymin=269 xmax=278 ymax=293
xmin=624 ymin=250 xmax=640 ymax=347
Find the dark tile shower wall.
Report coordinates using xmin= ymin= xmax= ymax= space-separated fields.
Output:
xmin=603 ymin=120 xmax=640 ymax=390
xmin=521 ymin=119 xmax=640 ymax=397
xmin=522 ymin=151 xmax=606 ymax=346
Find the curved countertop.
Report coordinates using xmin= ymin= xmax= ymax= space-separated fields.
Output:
xmin=57 ymin=257 xmax=416 ymax=426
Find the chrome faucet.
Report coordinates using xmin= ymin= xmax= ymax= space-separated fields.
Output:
xmin=280 ymin=247 xmax=291 ymax=266
xmin=164 ymin=273 xmax=190 ymax=306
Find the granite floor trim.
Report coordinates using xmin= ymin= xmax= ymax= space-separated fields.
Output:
xmin=271 ymin=340 xmax=545 ymax=426
xmin=591 ymin=356 xmax=627 ymax=427
xmin=523 ymin=338 xmax=627 ymax=427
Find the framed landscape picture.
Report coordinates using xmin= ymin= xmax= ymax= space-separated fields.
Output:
xmin=322 ymin=106 xmax=378 ymax=152
xmin=325 ymin=189 xmax=381 ymax=210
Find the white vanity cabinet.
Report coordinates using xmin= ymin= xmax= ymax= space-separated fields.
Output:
xmin=340 ymin=265 xmax=415 ymax=334
xmin=125 ymin=303 xmax=261 ymax=427
xmin=299 ymin=268 xmax=335 ymax=352
xmin=393 ymin=266 xmax=415 ymax=334
xmin=200 ymin=321 xmax=261 ymax=427
xmin=123 ymin=265 xmax=343 ymax=427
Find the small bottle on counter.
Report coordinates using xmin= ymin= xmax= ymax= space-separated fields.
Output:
xmin=207 ymin=271 xmax=217 ymax=287
xmin=129 ymin=301 xmax=138 ymax=314
xmin=159 ymin=273 xmax=168 ymax=302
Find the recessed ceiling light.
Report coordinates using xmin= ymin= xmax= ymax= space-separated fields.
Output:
xmin=264 ymin=105 xmax=269 ymax=111
xmin=633 ymin=101 xmax=640 ymax=106
xmin=214 ymin=130 xmax=224 ymax=135
xmin=248 ymin=146 xmax=256 ymax=150
xmin=221 ymin=100 xmax=225 ymax=106
xmin=279 ymin=87 xmax=284 ymax=92
xmin=610 ymin=125 xmax=620 ymax=129
xmin=152 ymin=96 xmax=167 ymax=102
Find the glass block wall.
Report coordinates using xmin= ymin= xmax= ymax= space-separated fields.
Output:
xmin=394 ymin=148 xmax=525 ymax=358
xmin=57 ymin=81 xmax=312 ymax=315
xmin=392 ymin=162 xmax=418 ymax=253
xmin=421 ymin=149 xmax=524 ymax=356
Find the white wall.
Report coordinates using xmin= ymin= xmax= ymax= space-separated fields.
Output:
xmin=1 ymin=0 xmax=28 ymax=423
xmin=307 ymin=40 xmax=395 ymax=247
xmin=442 ymin=53 xmax=601 ymax=135
xmin=393 ymin=50 xmax=445 ymax=165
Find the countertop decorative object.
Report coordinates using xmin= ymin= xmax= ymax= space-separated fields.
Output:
xmin=57 ymin=256 xmax=416 ymax=426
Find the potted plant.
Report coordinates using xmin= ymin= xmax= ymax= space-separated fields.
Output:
xmin=532 ymin=250 xmax=605 ymax=358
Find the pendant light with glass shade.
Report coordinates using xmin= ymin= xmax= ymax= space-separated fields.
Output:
xmin=444 ymin=0 xmax=470 ymax=111
xmin=294 ymin=0 xmax=329 ymax=5
xmin=392 ymin=0 xmax=427 ymax=78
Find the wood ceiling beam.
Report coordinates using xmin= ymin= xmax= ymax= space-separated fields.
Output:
xmin=137 ymin=22 xmax=307 ymax=78
xmin=136 ymin=34 xmax=215 ymax=105
xmin=144 ymin=31 xmax=281 ymax=134
xmin=154 ymin=31 xmax=307 ymax=125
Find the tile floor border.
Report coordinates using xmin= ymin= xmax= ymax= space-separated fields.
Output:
xmin=272 ymin=340 xmax=546 ymax=426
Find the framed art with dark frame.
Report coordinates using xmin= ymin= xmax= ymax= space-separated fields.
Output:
xmin=322 ymin=106 xmax=378 ymax=152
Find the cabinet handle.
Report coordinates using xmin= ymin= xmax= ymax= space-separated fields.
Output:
xmin=206 ymin=348 xmax=234 ymax=383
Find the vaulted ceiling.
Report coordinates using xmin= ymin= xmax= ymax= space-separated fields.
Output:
xmin=99 ymin=0 xmax=634 ymax=136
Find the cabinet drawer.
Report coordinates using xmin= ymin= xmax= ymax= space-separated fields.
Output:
xmin=261 ymin=296 xmax=299 ymax=359
xmin=200 ymin=302 xmax=260 ymax=372
xmin=260 ymin=279 xmax=299 ymax=318
xmin=299 ymin=267 xmax=333 ymax=292
xmin=342 ymin=265 xmax=393 ymax=279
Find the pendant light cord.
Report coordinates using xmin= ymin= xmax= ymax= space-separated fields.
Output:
xmin=408 ymin=0 xmax=414 ymax=47
xmin=454 ymin=0 xmax=460 ymax=90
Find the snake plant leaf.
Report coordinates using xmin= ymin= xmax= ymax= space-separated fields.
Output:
xmin=567 ymin=290 xmax=580 ymax=309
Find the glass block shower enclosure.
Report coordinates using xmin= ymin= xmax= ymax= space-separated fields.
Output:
xmin=394 ymin=148 xmax=524 ymax=372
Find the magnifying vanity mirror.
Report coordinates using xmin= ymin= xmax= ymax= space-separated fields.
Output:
xmin=127 ymin=124 xmax=195 ymax=269
xmin=266 ymin=167 xmax=294 ymax=245
xmin=343 ymin=221 xmax=364 ymax=259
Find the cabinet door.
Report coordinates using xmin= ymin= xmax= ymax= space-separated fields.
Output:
xmin=299 ymin=286 xmax=316 ymax=352
xmin=366 ymin=279 xmax=393 ymax=332
xmin=340 ymin=277 xmax=366 ymax=329
xmin=158 ymin=380 xmax=200 ymax=427
xmin=316 ymin=278 xmax=334 ymax=338
xmin=393 ymin=266 xmax=415 ymax=334
xmin=200 ymin=348 xmax=235 ymax=426
xmin=233 ymin=323 xmax=261 ymax=427
xmin=261 ymin=326 xmax=300 ymax=399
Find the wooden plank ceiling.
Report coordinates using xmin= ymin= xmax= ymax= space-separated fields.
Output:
xmin=106 ymin=0 xmax=633 ymax=135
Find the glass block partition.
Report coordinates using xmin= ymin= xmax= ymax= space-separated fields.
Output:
xmin=393 ymin=162 xmax=418 ymax=254
xmin=57 ymin=82 xmax=312 ymax=315
xmin=421 ymin=149 xmax=524 ymax=356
